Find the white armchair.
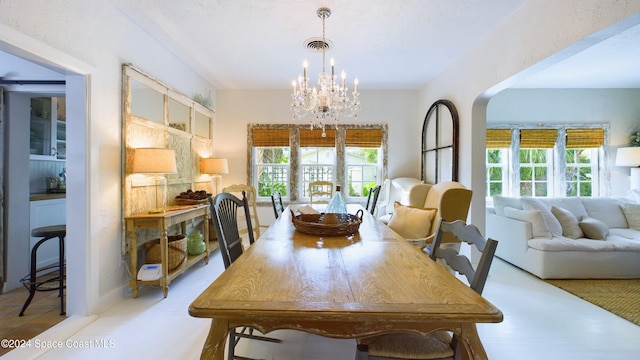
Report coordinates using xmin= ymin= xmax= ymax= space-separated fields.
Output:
xmin=378 ymin=177 xmax=423 ymax=223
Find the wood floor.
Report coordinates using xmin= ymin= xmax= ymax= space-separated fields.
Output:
xmin=0 ymin=277 xmax=66 ymax=356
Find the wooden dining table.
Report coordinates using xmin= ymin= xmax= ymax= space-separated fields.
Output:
xmin=189 ymin=205 xmax=503 ymax=360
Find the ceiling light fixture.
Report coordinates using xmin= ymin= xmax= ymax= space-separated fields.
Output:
xmin=291 ymin=7 xmax=360 ymax=136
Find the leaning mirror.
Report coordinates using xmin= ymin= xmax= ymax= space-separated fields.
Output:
xmin=421 ymin=99 xmax=459 ymax=183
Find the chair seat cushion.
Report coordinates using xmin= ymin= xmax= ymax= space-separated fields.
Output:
xmin=387 ymin=202 xmax=436 ymax=239
xmin=358 ymin=331 xmax=454 ymax=359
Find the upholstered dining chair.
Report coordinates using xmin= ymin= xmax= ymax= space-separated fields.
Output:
xmin=365 ymin=185 xmax=382 ymax=216
xmin=309 ymin=180 xmax=334 ymax=204
xmin=222 ymin=184 xmax=268 ymax=239
xmin=271 ymin=191 xmax=284 ymax=219
xmin=401 ymin=181 xmax=473 ymax=248
xmin=209 ymin=191 xmax=281 ymax=359
xmin=356 ymin=219 xmax=499 ymax=360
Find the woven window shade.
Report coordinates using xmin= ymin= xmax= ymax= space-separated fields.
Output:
xmin=486 ymin=129 xmax=512 ymax=148
xmin=520 ymin=129 xmax=557 ymax=148
xmin=300 ymin=128 xmax=336 ymax=147
xmin=253 ymin=129 xmax=290 ymax=147
xmin=346 ymin=129 xmax=383 ymax=147
xmin=566 ymin=128 xmax=604 ymax=148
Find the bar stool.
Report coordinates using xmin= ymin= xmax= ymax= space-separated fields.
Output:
xmin=19 ymin=225 xmax=66 ymax=316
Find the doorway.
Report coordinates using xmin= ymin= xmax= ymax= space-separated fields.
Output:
xmin=0 ymin=40 xmax=89 ymax=318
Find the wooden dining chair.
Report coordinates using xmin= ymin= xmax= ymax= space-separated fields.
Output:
xmin=209 ymin=191 xmax=281 ymax=359
xmin=222 ymin=184 xmax=268 ymax=239
xmin=309 ymin=180 xmax=334 ymax=204
xmin=271 ymin=191 xmax=284 ymax=219
xmin=356 ymin=219 xmax=498 ymax=360
xmin=365 ymin=184 xmax=381 ymax=216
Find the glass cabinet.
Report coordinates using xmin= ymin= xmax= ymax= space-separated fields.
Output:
xmin=30 ymin=97 xmax=66 ymax=160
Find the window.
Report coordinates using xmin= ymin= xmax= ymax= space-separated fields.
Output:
xmin=486 ymin=127 xmax=605 ymax=199
xmin=485 ymin=129 xmax=511 ymax=197
xmin=565 ymin=149 xmax=597 ymax=197
xmin=249 ymin=124 xmax=387 ymax=203
xmin=345 ymin=129 xmax=382 ymax=197
xmin=564 ymin=128 xmax=604 ymax=197
xmin=253 ymin=128 xmax=290 ymax=197
xmin=255 ymin=147 xmax=290 ymax=197
xmin=300 ymin=129 xmax=336 ymax=198
xmin=486 ymin=149 xmax=509 ymax=197
xmin=519 ymin=149 xmax=552 ymax=196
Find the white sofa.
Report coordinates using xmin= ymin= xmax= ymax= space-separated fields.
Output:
xmin=487 ymin=196 xmax=640 ymax=279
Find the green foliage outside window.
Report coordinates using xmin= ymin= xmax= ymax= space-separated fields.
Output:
xmin=631 ymin=131 xmax=640 ymax=147
xmin=565 ymin=149 xmax=593 ymax=197
xmin=256 ymin=147 xmax=289 ymax=197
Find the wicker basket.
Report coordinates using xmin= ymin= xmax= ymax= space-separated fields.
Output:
xmin=145 ymin=235 xmax=187 ymax=272
xmin=291 ymin=209 xmax=363 ymax=237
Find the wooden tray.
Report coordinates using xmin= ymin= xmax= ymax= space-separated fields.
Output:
xmin=291 ymin=209 xmax=363 ymax=237
xmin=174 ymin=198 xmax=209 ymax=205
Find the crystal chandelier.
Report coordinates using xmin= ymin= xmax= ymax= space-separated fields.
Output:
xmin=291 ymin=7 xmax=360 ymax=135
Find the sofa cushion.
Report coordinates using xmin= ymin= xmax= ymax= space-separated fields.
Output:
xmin=579 ymin=216 xmax=609 ymax=240
xmin=609 ymin=228 xmax=640 ymax=241
xmin=580 ymin=198 xmax=628 ymax=228
xmin=620 ymin=202 xmax=640 ymax=230
xmin=521 ymin=197 xmax=563 ymax=237
xmin=503 ymin=207 xmax=551 ymax=238
xmin=538 ymin=197 xmax=588 ymax=219
xmin=387 ymin=202 xmax=436 ymax=239
xmin=551 ymin=206 xmax=584 ymax=239
xmin=528 ymin=237 xmax=618 ymax=252
xmin=493 ymin=195 xmax=522 ymax=216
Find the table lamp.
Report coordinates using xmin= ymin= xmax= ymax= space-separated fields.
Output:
xmin=615 ymin=147 xmax=640 ymax=192
xmin=132 ymin=148 xmax=177 ymax=213
xmin=201 ymin=158 xmax=229 ymax=195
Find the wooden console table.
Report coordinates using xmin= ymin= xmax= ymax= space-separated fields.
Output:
xmin=125 ymin=204 xmax=210 ymax=298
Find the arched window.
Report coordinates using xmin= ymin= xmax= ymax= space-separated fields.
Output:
xmin=421 ymin=99 xmax=459 ymax=183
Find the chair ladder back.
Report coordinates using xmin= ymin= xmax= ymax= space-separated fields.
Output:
xmin=309 ymin=180 xmax=334 ymax=204
xmin=365 ymin=185 xmax=382 ymax=216
xmin=271 ymin=191 xmax=285 ymax=219
xmin=430 ymin=219 xmax=498 ymax=294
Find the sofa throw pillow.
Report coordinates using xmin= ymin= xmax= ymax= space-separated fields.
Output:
xmin=550 ymin=206 xmax=584 ymax=239
xmin=521 ymin=197 xmax=563 ymax=237
xmin=503 ymin=207 xmax=551 ymax=238
xmin=387 ymin=201 xmax=437 ymax=239
xmin=620 ymin=202 xmax=640 ymax=230
xmin=578 ymin=216 xmax=609 ymax=240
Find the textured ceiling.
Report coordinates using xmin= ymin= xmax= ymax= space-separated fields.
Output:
xmin=110 ymin=0 xmax=639 ymax=90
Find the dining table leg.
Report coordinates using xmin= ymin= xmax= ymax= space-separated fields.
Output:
xmin=200 ymin=318 xmax=229 ymax=360
xmin=458 ymin=323 xmax=488 ymax=360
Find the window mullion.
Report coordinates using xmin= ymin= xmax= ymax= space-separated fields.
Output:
xmin=335 ymin=128 xmax=346 ymax=190
xmin=554 ymin=128 xmax=566 ymax=198
xmin=510 ymin=129 xmax=520 ymax=197
xmin=290 ymin=127 xmax=300 ymax=202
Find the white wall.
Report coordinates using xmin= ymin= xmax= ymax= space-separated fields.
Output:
xmin=0 ymin=1 xmax=216 ymax=314
xmin=215 ymin=89 xmax=420 ymax=188
xmin=418 ymin=0 xmax=640 ymax=234
xmin=488 ymin=89 xmax=640 ymax=197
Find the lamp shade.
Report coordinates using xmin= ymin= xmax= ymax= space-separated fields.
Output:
xmin=201 ymin=158 xmax=229 ymax=174
xmin=615 ymin=147 xmax=640 ymax=167
xmin=132 ymin=148 xmax=177 ymax=173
